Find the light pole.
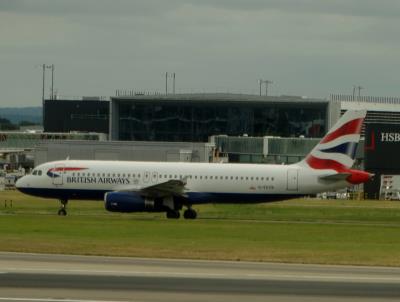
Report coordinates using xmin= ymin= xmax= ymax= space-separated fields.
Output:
xmin=165 ymin=72 xmax=176 ymax=95
xmin=165 ymin=72 xmax=168 ymax=95
xmin=51 ymin=64 xmax=55 ymax=100
xmin=41 ymin=64 xmax=52 ymax=125
xmin=264 ymin=80 xmax=273 ymax=96
xmin=258 ymin=79 xmax=273 ymax=96
xmin=357 ymin=85 xmax=364 ymax=97
xmin=353 ymin=85 xmax=364 ymax=100
xmin=173 ymin=72 xmax=176 ymax=94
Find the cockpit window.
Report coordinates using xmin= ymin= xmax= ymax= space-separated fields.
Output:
xmin=32 ymin=170 xmax=38 ymax=175
xmin=38 ymin=170 xmax=42 ymax=176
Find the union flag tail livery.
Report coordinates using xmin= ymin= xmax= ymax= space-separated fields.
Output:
xmin=16 ymin=110 xmax=373 ymax=219
xmin=300 ymin=110 xmax=372 ymax=185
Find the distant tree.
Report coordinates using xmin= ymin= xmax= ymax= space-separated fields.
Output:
xmin=0 ymin=117 xmax=18 ymax=130
xmin=19 ymin=120 xmax=38 ymax=127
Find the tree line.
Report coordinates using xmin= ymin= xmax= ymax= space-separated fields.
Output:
xmin=0 ymin=117 xmax=38 ymax=130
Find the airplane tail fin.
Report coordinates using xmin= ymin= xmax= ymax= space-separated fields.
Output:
xmin=300 ymin=110 xmax=367 ymax=171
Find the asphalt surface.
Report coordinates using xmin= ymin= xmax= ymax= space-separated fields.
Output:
xmin=0 ymin=252 xmax=400 ymax=302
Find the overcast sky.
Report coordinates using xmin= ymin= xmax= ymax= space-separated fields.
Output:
xmin=1 ymin=0 xmax=399 ymax=107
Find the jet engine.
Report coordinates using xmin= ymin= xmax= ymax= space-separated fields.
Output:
xmin=104 ymin=192 xmax=153 ymax=213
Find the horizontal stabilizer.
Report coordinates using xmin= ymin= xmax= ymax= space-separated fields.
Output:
xmin=319 ymin=173 xmax=351 ymax=181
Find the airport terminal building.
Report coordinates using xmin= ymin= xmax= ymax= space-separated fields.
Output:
xmin=109 ymin=94 xmax=339 ymax=142
xmin=44 ymin=98 xmax=109 ymax=134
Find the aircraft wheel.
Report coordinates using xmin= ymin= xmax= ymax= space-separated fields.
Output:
xmin=183 ymin=209 xmax=197 ymax=219
xmin=58 ymin=208 xmax=67 ymax=216
xmin=166 ymin=210 xmax=180 ymax=219
xmin=58 ymin=199 xmax=68 ymax=216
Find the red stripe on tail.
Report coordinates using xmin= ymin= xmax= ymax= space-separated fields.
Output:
xmin=321 ymin=118 xmax=364 ymax=144
xmin=306 ymin=155 xmax=347 ymax=172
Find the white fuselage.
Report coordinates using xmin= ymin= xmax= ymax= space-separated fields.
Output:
xmin=16 ymin=160 xmax=349 ymax=204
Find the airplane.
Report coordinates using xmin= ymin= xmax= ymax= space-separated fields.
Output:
xmin=16 ymin=110 xmax=372 ymax=219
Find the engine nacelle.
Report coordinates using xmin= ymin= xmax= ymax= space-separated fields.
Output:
xmin=105 ymin=192 xmax=152 ymax=213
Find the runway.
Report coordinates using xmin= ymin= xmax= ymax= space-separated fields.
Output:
xmin=0 ymin=252 xmax=400 ymax=302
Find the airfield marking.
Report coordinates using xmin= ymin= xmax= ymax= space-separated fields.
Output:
xmin=2 ymin=267 xmax=400 ymax=283
xmin=0 ymin=299 xmax=136 ymax=302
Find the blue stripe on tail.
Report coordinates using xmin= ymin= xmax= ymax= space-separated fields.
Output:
xmin=319 ymin=142 xmax=358 ymax=159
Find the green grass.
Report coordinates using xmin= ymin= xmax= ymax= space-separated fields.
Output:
xmin=1 ymin=190 xmax=400 ymax=266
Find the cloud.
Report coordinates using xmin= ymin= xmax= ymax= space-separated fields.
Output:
xmin=0 ymin=0 xmax=181 ymax=17
xmin=193 ymin=0 xmax=400 ymax=19
xmin=0 ymin=0 xmax=399 ymax=106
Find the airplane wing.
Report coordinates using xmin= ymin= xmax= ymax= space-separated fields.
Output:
xmin=118 ymin=179 xmax=188 ymax=198
xmin=319 ymin=173 xmax=351 ymax=181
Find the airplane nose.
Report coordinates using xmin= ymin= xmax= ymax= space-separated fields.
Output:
xmin=15 ymin=176 xmax=25 ymax=189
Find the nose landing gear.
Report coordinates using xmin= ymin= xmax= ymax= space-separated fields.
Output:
xmin=58 ymin=199 xmax=68 ymax=216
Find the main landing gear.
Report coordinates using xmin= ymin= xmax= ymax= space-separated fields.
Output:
xmin=183 ymin=208 xmax=197 ymax=219
xmin=166 ymin=210 xmax=180 ymax=219
xmin=58 ymin=199 xmax=68 ymax=216
xmin=166 ymin=207 xmax=197 ymax=219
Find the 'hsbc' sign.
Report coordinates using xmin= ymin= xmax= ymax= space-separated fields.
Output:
xmin=365 ymin=124 xmax=400 ymax=170
xmin=381 ymin=132 xmax=400 ymax=142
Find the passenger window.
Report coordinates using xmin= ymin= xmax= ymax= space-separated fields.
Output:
xmin=220 ymin=176 xmax=223 ymax=180
xmin=271 ymin=177 xmax=274 ymax=181
xmin=261 ymin=177 xmax=264 ymax=181
xmin=236 ymin=176 xmax=238 ymax=180
xmin=210 ymin=176 xmax=213 ymax=179
xmin=246 ymin=177 xmax=248 ymax=180
xmin=205 ymin=176 xmax=208 ymax=179
xmin=241 ymin=177 xmax=244 ymax=180
xmin=256 ymin=177 xmax=259 ymax=181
